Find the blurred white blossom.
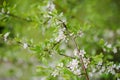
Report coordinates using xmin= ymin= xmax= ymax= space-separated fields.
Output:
xmin=104 ymin=30 xmax=114 ymax=39
xmin=92 ymin=68 xmax=97 ymax=73
xmin=70 ymin=33 xmax=74 ymax=36
xmin=107 ymin=44 xmax=112 ymax=48
xmin=1 ymin=8 xmax=5 ymax=13
xmin=51 ymin=69 xmax=59 ymax=77
xmin=79 ymin=49 xmax=86 ymax=57
xmin=83 ymin=58 xmax=90 ymax=68
xmin=4 ymin=32 xmax=10 ymax=42
xmin=73 ymin=49 xmax=89 ymax=68
xmin=107 ymin=64 xmax=116 ymax=75
xmin=99 ymin=66 xmax=105 ymax=74
xmin=55 ymin=28 xmax=66 ymax=42
xmin=73 ymin=49 xmax=86 ymax=57
xmin=23 ymin=43 xmax=28 ymax=49
xmin=112 ymin=47 xmax=117 ymax=54
xmin=56 ymin=13 xmax=67 ymax=25
xmin=73 ymin=48 xmax=78 ymax=56
xmin=67 ymin=59 xmax=79 ymax=71
xmin=78 ymin=31 xmax=84 ymax=37
xmin=116 ymin=64 xmax=120 ymax=70
xmin=73 ymin=69 xmax=81 ymax=75
xmin=98 ymin=61 xmax=102 ymax=66
xmin=47 ymin=1 xmax=55 ymax=12
xmin=105 ymin=42 xmax=112 ymax=48
xmin=51 ymin=63 xmax=64 ymax=77
xmin=117 ymin=78 xmax=120 ymax=80
xmin=57 ymin=63 xmax=63 ymax=67
xmin=67 ymin=59 xmax=81 ymax=75
xmin=96 ymin=61 xmax=103 ymax=69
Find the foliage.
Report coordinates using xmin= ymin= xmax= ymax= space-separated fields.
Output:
xmin=0 ymin=0 xmax=120 ymax=80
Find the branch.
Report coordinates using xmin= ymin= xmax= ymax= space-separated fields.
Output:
xmin=43 ymin=40 xmax=75 ymax=59
xmin=59 ymin=53 xmax=75 ymax=59
xmin=60 ymin=20 xmax=90 ymax=80
xmin=0 ymin=12 xmax=33 ymax=22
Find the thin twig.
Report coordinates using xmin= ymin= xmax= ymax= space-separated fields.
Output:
xmin=0 ymin=12 xmax=33 ymax=22
xmin=59 ymin=53 xmax=75 ymax=59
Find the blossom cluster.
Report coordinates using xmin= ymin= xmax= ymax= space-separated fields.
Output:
xmin=73 ymin=49 xmax=90 ymax=68
xmin=51 ymin=69 xmax=59 ymax=77
xmin=67 ymin=59 xmax=81 ymax=75
xmin=89 ymin=61 xmax=120 ymax=79
xmin=103 ymin=42 xmax=118 ymax=54
xmin=46 ymin=1 xmax=55 ymax=12
xmin=73 ymin=49 xmax=86 ymax=57
xmin=55 ymin=28 xmax=66 ymax=42
xmin=106 ymin=63 xmax=120 ymax=75
xmin=78 ymin=30 xmax=84 ymax=37
xmin=51 ymin=63 xmax=63 ymax=77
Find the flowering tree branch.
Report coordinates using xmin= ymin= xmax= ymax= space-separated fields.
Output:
xmin=16 ymin=39 xmax=74 ymax=59
xmin=0 ymin=11 xmax=33 ymax=22
xmin=59 ymin=19 xmax=90 ymax=80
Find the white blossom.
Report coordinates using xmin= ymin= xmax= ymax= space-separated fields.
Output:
xmin=59 ymin=12 xmax=63 ymax=17
xmin=73 ymin=48 xmax=79 ymax=56
xmin=47 ymin=1 xmax=55 ymax=12
xmin=23 ymin=43 xmax=28 ymax=49
xmin=67 ymin=59 xmax=81 ymax=75
xmin=51 ymin=69 xmax=59 ymax=77
xmin=79 ymin=49 xmax=86 ymax=57
xmin=61 ymin=17 xmax=66 ymax=23
xmin=67 ymin=59 xmax=79 ymax=71
xmin=78 ymin=31 xmax=84 ymax=37
xmin=117 ymin=78 xmax=120 ymax=80
xmin=112 ymin=47 xmax=117 ymax=54
xmin=100 ymin=66 xmax=105 ymax=73
xmin=55 ymin=28 xmax=66 ymax=42
xmin=98 ymin=61 xmax=102 ymax=66
xmin=74 ymin=49 xmax=86 ymax=58
xmin=105 ymin=42 xmax=112 ymax=48
xmin=107 ymin=44 xmax=112 ymax=48
xmin=92 ymin=68 xmax=96 ymax=73
xmin=1 ymin=8 xmax=5 ymax=13
xmin=56 ymin=13 xmax=67 ymax=25
xmin=89 ymin=72 xmax=93 ymax=77
xmin=70 ymin=33 xmax=74 ymax=36
xmin=4 ymin=32 xmax=10 ymax=42
xmin=107 ymin=64 xmax=116 ymax=75
xmin=104 ymin=30 xmax=114 ymax=38
xmin=83 ymin=58 xmax=90 ymax=68
xmin=51 ymin=63 xmax=63 ymax=77
xmin=73 ymin=69 xmax=81 ymax=75
xmin=57 ymin=63 xmax=63 ymax=67
xmin=103 ymin=48 xmax=106 ymax=52
xmin=96 ymin=61 xmax=103 ymax=69
xmin=116 ymin=64 xmax=120 ymax=70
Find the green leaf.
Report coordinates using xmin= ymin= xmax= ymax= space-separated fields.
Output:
xmin=99 ymin=39 xmax=105 ymax=46
xmin=36 ymin=66 xmax=51 ymax=76
xmin=3 ymin=1 xmax=6 ymax=7
xmin=92 ymin=53 xmax=103 ymax=64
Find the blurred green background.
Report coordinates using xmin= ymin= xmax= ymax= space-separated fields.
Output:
xmin=0 ymin=0 xmax=120 ymax=80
